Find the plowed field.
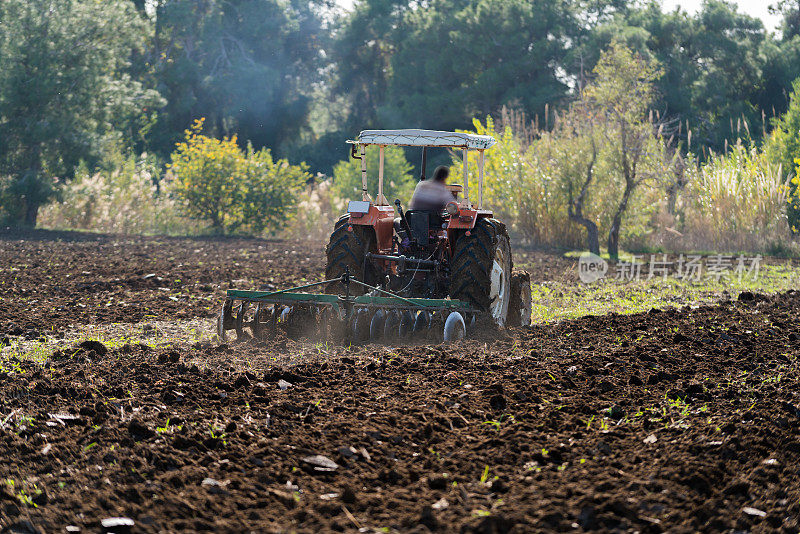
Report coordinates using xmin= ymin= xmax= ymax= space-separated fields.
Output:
xmin=1 ymin=229 xmax=799 ymax=533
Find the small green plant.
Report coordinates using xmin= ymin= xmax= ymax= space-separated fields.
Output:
xmin=16 ymin=489 xmax=36 ymax=507
xmin=156 ymin=419 xmax=171 ymax=433
xmin=482 ymin=414 xmax=514 ymax=432
xmin=480 ymin=465 xmax=490 ymax=484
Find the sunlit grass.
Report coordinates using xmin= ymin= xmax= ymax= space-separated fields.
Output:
xmin=530 ymin=262 xmax=799 ymax=324
xmin=0 ymin=318 xmax=215 ymax=369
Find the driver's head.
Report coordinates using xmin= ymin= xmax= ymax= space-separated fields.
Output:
xmin=432 ymin=166 xmax=449 ymax=183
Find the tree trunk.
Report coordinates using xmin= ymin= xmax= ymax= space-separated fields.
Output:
xmin=607 ymin=119 xmax=638 ymax=261
xmin=607 ymin=185 xmax=633 ymax=260
xmin=568 ymin=141 xmax=600 ymax=255
xmin=131 ymin=0 xmax=147 ymax=14
xmin=24 ymin=201 xmax=39 ymax=227
xmin=581 ymin=221 xmax=600 ymax=256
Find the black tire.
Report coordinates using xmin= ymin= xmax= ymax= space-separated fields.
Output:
xmin=324 ymin=221 xmax=373 ymax=295
xmin=449 ymin=218 xmax=512 ymax=326
xmin=508 ymin=270 xmax=532 ymax=327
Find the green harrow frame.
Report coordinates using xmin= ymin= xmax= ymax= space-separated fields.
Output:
xmin=217 ymin=270 xmax=476 ymax=344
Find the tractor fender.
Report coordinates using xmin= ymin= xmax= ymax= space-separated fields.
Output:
xmin=446 ymin=209 xmax=493 ymax=257
xmin=349 ymin=204 xmax=395 ymax=252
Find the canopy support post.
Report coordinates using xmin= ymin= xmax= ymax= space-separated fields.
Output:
xmin=462 ymin=148 xmax=470 ymax=208
xmin=377 ymin=145 xmax=388 ymax=205
xmin=478 ymin=149 xmax=485 ymax=209
xmin=360 ymin=144 xmax=369 ymax=202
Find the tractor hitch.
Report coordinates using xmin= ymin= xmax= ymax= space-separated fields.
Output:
xmin=366 ymin=252 xmax=438 ymax=272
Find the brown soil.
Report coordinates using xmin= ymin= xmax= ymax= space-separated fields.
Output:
xmin=2 ymin=229 xmax=800 ymax=533
xmin=0 ymin=228 xmax=326 ymax=338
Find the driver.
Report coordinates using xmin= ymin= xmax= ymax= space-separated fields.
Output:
xmin=409 ymin=166 xmax=453 ymax=211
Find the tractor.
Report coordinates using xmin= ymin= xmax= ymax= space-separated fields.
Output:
xmin=218 ymin=129 xmax=532 ymax=343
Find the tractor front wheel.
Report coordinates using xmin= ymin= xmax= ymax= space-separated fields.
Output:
xmin=449 ymin=218 xmax=512 ymax=326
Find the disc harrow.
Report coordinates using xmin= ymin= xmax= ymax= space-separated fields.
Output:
xmin=217 ymin=269 xmax=476 ymax=344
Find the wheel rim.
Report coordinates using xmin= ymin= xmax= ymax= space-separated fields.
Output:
xmin=489 ymin=247 xmax=507 ymax=321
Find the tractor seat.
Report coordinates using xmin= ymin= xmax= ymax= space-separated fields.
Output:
xmin=446 ymin=183 xmax=463 ymax=199
xmin=405 ymin=210 xmax=444 ymax=246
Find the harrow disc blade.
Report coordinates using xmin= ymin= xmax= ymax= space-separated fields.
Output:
xmin=217 ymin=299 xmax=234 ymax=341
xmin=413 ymin=311 xmax=431 ymax=334
xmin=318 ymin=306 xmax=332 ymax=339
xmin=369 ymin=310 xmax=386 ymax=342
xmin=384 ymin=310 xmax=400 ymax=342
xmin=352 ymin=309 xmax=370 ymax=344
xmin=321 ymin=306 xmax=347 ymax=343
xmin=398 ymin=310 xmax=415 ymax=339
xmin=234 ymin=301 xmax=250 ymax=341
xmin=443 ymin=311 xmax=466 ymax=342
xmin=253 ymin=303 xmax=267 ymax=340
xmin=428 ymin=311 xmax=447 ymax=343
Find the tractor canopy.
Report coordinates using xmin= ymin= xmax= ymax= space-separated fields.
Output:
xmin=349 ymin=129 xmax=495 ymax=150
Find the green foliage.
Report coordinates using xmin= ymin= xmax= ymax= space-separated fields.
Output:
xmin=150 ymin=0 xmax=328 ymax=156
xmin=461 ymin=43 xmax=676 ymax=255
xmin=331 ymin=145 xmax=415 ymax=205
xmin=168 ymin=120 xmax=309 ymax=234
xmin=585 ymin=41 xmax=662 ymax=123
xmin=458 ymin=113 xmax=583 ymax=248
xmin=585 ymin=42 xmax=668 ymax=259
xmin=0 ymin=0 xmax=164 ymax=225
xmin=5 ymin=0 xmax=800 ymax=240
xmin=384 ymin=0 xmax=574 ymax=130
xmin=765 ymin=78 xmax=800 ymax=230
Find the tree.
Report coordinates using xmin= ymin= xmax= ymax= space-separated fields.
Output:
xmin=577 ymin=1 xmax=766 ymax=152
xmin=560 ymin=107 xmax=601 ymax=256
xmin=331 ymin=0 xmax=408 ymax=131
xmin=168 ymin=120 xmax=309 ymax=234
xmin=385 ymin=0 xmax=575 ymax=131
xmin=771 ymin=0 xmax=800 ymax=39
xmin=585 ymin=42 xmax=665 ymax=259
xmin=0 ymin=0 xmax=164 ymax=226
xmin=148 ymin=0 xmax=329 ymax=158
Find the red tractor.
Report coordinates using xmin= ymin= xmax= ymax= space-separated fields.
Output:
xmin=324 ymin=129 xmax=531 ymax=332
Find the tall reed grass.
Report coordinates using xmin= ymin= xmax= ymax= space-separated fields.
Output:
xmin=38 ymin=154 xmax=201 ymax=235
xmin=681 ymin=143 xmax=794 ymax=253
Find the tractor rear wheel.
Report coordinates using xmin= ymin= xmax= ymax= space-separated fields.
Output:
xmin=508 ymin=270 xmax=532 ymax=327
xmin=449 ymin=218 xmax=512 ymax=326
xmin=325 ymin=220 xmax=373 ymax=295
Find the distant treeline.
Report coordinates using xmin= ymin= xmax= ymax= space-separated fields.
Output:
xmin=3 ymin=0 xmax=800 ymax=226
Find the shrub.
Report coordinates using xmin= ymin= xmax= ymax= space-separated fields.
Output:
xmin=283 ymin=178 xmax=340 ymax=241
xmin=168 ymin=119 xmax=309 ymax=234
xmin=765 ymin=77 xmax=800 ymax=231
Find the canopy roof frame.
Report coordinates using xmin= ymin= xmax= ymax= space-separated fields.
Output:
xmin=349 ymin=129 xmax=495 ymax=209
xmin=348 ymin=129 xmax=496 ymax=150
